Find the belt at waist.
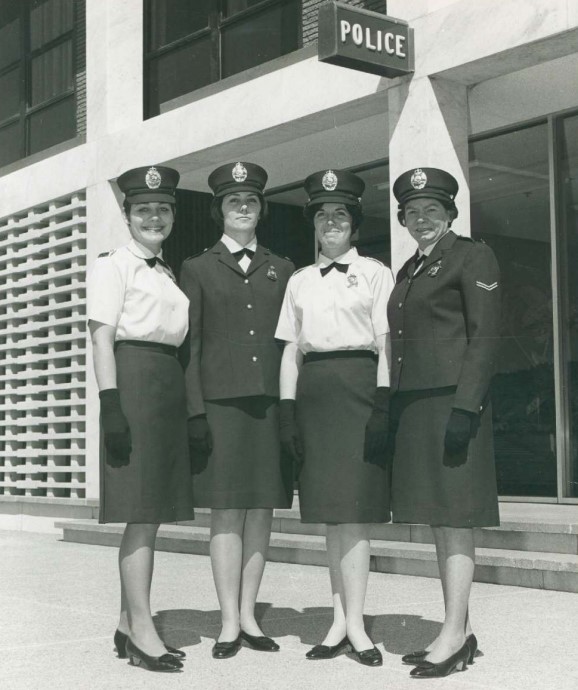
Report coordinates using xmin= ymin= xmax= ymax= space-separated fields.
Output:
xmin=115 ymin=340 xmax=178 ymax=357
xmin=303 ymin=350 xmax=377 ymax=364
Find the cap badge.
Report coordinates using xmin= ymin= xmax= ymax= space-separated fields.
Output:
xmin=322 ymin=170 xmax=338 ymax=191
xmin=232 ymin=162 xmax=248 ymax=182
xmin=410 ymin=168 xmax=427 ymax=190
xmin=145 ymin=167 xmax=162 ymax=189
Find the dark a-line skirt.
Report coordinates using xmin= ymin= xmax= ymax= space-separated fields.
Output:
xmin=390 ymin=387 xmax=499 ymax=528
xmin=193 ymin=396 xmax=293 ymax=509
xmin=99 ymin=341 xmax=194 ymax=524
xmin=296 ymin=355 xmax=390 ymax=524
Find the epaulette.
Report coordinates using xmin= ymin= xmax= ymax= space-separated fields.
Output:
xmin=97 ymin=249 xmax=116 ymax=258
xmin=362 ymin=256 xmax=385 ymax=266
xmin=291 ymin=265 xmax=308 ymax=277
xmin=263 ymin=247 xmax=292 ymax=263
xmin=184 ymin=246 xmax=211 ymax=262
xmin=455 ymin=234 xmax=475 ymax=243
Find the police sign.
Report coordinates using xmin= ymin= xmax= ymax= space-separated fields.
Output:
xmin=318 ymin=1 xmax=414 ymax=78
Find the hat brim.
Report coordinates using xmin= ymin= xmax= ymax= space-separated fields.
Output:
xmin=125 ymin=191 xmax=176 ymax=203
xmin=305 ymin=193 xmax=362 ymax=207
xmin=213 ymin=183 xmax=264 ymax=198
xmin=398 ymin=190 xmax=455 ymax=205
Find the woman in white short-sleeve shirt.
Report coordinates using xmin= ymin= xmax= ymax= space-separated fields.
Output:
xmin=87 ymin=166 xmax=192 ymax=673
xmin=276 ymin=169 xmax=394 ymax=667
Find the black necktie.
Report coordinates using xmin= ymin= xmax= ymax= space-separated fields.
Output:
xmin=144 ymin=256 xmax=169 ymax=269
xmin=320 ymin=262 xmax=349 ymax=277
xmin=409 ymin=254 xmax=425 ymax=278
xmin=232 ymin=248 xmax=255 ymax=261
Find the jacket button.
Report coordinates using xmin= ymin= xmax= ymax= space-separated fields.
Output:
xmin=397 ymin=356 xmax=402 ymax=362
xmin=398 ymin=329 xmax=402 ymax=335
xmin=249 ymin=330 xmax=255 ymax=335
xmin=247 ymin=304 xmax=253 ymax=309
xmin=252 ymin=356 xmax=258 ymax=362
xmin=398 ymin=302 xmax=403 ymax=308
xmin=244 ymin=279 xmax=249 ymax=284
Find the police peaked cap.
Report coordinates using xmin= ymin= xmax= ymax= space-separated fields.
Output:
xmin=208 ymin=162 xmax=268 ymax=197
xmin=117 ymin=165 xmax=180 ymax=203
xmin=304 ymin=169 xmax=365 ymax=208
xmin=393 ymin=167 xmax=459 ymax=206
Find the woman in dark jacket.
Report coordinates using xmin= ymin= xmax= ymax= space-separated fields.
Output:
xmin=388 ymin=167 xmax=501 ymax=678
xmin=180 ymin=162 xmax=294 ymax=659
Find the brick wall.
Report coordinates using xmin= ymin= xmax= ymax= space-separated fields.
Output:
xmin=302 ymin=0 xmax=388 ymax=46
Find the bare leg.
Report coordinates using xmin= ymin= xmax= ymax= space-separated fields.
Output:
xmin=321 ymin=525 xmax=347 ymax=646
xmin=426 ymin=527 xmax=474 ymax=663
xmin=239 ymin=508 xmax=273 ymax=636
xmin=120 ymin=523 xmax=166 ymax=656
xmin=339 ymin=523 xmax=373 ymax=651
xmin=210 ymin=508 xmax=245 ymax=642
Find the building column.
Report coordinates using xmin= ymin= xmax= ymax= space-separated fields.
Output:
xmin=388 ymin=76 xmax=469 ymax=273
xmin=86 ymin=0 xmax=144 ymax=140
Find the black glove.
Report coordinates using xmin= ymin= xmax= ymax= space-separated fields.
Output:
xmin=364 ymin=387 xmax=390 ymax=467
xmin=99 ymin=389 xmax=131 ymax=467
xmin=187 ymin=415 xmax=213 ymax=455
xmin=279 ymin=399 xmax=303 ymax=470
xmin=444 ymin=408 xmax=475 ymax=465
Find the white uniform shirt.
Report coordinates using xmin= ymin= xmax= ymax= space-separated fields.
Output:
xmin=275 ymin=247 xmax=394 ymax=353
xmin=219 ymin=233 xmax=258 ymax=272
xmin=87 ymin=239 xmax=189 ymax=347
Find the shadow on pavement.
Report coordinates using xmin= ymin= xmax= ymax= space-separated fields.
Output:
xmin=154 ymin=604 xmax=442 ymax=657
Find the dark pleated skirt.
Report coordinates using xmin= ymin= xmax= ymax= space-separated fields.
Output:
xmin=99 ymin=343 xmax=194 ymax=524
xmin=193 ymin=396 xmax=293 ymax=509
xmin=296 ymin=357 xmax=390 ymax=524
xmin=390 ymin=387 xmax=499 ymax=528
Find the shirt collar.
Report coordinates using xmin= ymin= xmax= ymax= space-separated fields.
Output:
xmin=220 ymin=233 xmax=258 ymax=254
xmin=127 ymin=239 xmax=163 ymax=260
xmin=317 ymin=246 xmax=358 ymax=268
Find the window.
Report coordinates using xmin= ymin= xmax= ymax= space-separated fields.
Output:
xmin=470 ymin=123 xmax=555 ymax=496
xmin=144 ymin=0 xmax=302 ymax=118
xmin=0 ymin=0 xmax=80 ymax=169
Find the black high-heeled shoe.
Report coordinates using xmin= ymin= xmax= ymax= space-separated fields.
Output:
xmin=305 ymin=636 xmax=350 ymax=660
xmin=409 ymin=641 xmax=469 ymax=678
xmin=114 ymin=629 xmax=186 ymax=659
xmin=240 ymin=630 xmax=280 ymax=652
xmin=402 ymin=633 xmax=478 ymax=666
xmin=125 ymin=638 xmax=183 ymax=672
xmin=350 ymin=646 xmax=383 ymax=667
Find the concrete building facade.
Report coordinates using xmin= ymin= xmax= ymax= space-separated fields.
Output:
xmin=1 ymin=0 xmax=578 ymax=526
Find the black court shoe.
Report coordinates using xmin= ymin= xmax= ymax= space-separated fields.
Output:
xmin=240 ymin=630 xmax=280 ymax=652
xmin=212 ymin=635 xmax=242 ymax=659
xmin=306 ymin=636 xmax=351 ymax=660
xmin=125 ymin=638 xmax=183 ymax=672
xmin=409 ymin=641 xmax=469 ymax=678
xmin=114 ymin=629 xmax=186 ymax=660
xmin=350 ymin=646 xmax=383 ymax=667
xmin=402 ymin=633 xmax=478 ymax=666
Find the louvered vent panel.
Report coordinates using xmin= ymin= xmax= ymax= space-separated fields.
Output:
xmin=0 ymin=193 xmax=87 ymax=498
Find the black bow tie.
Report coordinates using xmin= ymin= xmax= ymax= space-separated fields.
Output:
xmin=320 ymin=262 xmax=349 ymax=277
xmin=232 ymin=248 xmax=255 ymax=261
xmin=144 ymin=256 xmax=169 ymax=269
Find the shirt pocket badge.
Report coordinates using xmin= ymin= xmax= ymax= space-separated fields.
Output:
xmin=427 ymin=260 xmax=442 ymax=277
xmin=267 ymin=265 xmax=278 ymax=281
xmin=346 ymin=273 xmax=358 ymax=288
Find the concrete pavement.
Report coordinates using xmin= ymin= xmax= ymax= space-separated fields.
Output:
xmin=2 ymin=529 xmax=578 ymax=690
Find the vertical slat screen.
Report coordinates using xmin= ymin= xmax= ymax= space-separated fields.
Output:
xmin=0 ymin=192 xmax=87 ymax=498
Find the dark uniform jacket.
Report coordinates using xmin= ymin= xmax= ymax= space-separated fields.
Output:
xmin=387 ymin=231 xmax=501 ymax=415
xmin=180 ymin=241 xmax=294 ymax=418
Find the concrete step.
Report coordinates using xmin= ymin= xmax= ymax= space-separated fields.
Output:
xmin=190 ymin=506 xmax=578 ymax=555
xmin=56 ymin=519 xmax=578 ymax=594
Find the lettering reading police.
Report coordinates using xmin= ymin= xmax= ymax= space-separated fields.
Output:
xmin=340 ymin=19 xmax=406 ymax=57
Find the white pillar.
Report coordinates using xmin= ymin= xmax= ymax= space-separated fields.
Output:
xmin=86 ymin=0 xmax=144 ymax=140
xmin=388 ymin=76 xmax=469 ymax=274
